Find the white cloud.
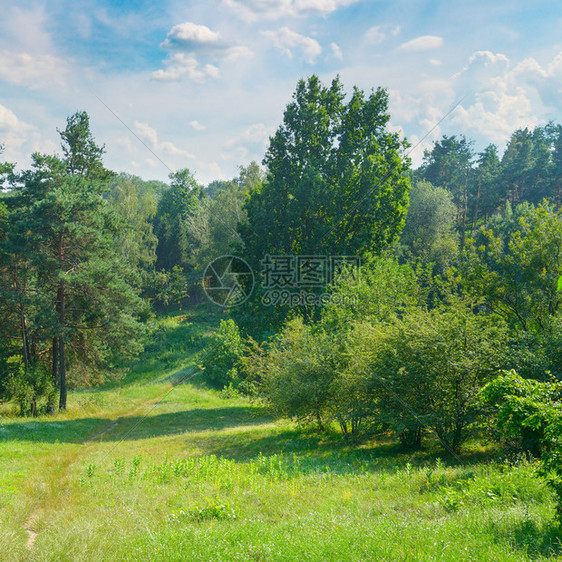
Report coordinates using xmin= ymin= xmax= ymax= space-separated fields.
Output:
xmin=226 ymin=122 xmax=273 ymax=147
xmin=365 ymin=24 xmax=401 ymax=46
xmin=330 ymin=42 xmax=343 ymax=61
xmin=189 ymin=120 xmax=206 ymax=131
xmin=223 ymin=45 xmax=255 ymax=61
xmin=161 ymin=22 xmax=221 ymax=51
xmin=511 ymin=52 xmax=562 ymax=111
xmin=0 ymin=105 xmax=56 ymax=166
xmin=444 ymin=50 xmax=560 ymax=146
xmin=451 ymin=88 xmax=537 ymax=144
xmin=263 ymin=27 xmax=322 ymax=63
xmin=151 ymin=53 xmax=220 ymax=82
xmin=0 ymin=51 xmax=69 ymax=88
xmin=223 ymin=122 xmax=274 ymax=163
xmin=133 ymin=121 xmax=195 ymax=161
xmin=154 ymin=22 xmax=253 ymax=81
xmin=222 ymin=0 xmax=359 ymax=20
xmin=294 ymin=0 xmax=358 ymax=13
xmin=399 ymin=35 xmax=443 ymax=52
xmin=0 ymin=6 xmax=54 ymax=56
xmin=0 ymin=104 xmax=33 ymax=151
xmin=365 ymin=25 xmax=386 ymax=45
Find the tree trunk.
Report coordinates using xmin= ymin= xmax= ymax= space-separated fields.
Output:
xmin=472 ymin=179 xmax=481 ymax=230
xmin=52 ymin=337 xmax=59 ymax=387
xmin=13 ymin=271 xmax=31 ymax=371
xmin=460 ymin=171 xmax=468 ymax=251
xmin=57 ymin=281 xmax=67 ymax=410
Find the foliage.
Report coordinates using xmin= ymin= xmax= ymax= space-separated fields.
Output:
xmin=321 ymin=253 xmax=428 ymax=330
xmin=480 ymin=370 xmax=562 ymax=458
xmin=154 ymin=169 xmax=202 ymax=272
xmin=186 ymin=162 xmax=261 ymax=274
xmin=349 ymin=298 xmax=508 ymax=452
xmin=398 ymin=179 xmax=458 ymax=272
xmin=480 ymin=370 xmax=562 ymax=521
xmin=241 ymin=75 xmax=410 ymax=261
xmin=0 ymin=112 xmax=148 ymax=410
xmin=246 ymin=317 xmax=341 ymax=429
xmin=4 ymin=356 xmax=56 ymax=416
xmin=463 ymin=202 xmax=562 ymax=333
xmin=201 ymin=319 xmax=245 ymax=388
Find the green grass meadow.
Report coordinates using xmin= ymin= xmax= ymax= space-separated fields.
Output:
xmin=1 ymin=310 xmax=561 ymax=561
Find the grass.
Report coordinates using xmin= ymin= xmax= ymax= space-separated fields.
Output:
xmin=1 ymin=307 xmax=562 ymax=560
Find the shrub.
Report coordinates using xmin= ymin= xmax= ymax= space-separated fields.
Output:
xmin=480 ymin=370 xmax=562 ymax=521
xmin=350 ymin=298 xmax=508 ymax=452
xmin=4 ymin=356 xmax=56 ymax=416
xmin=201 ymin=319 xmax=244 ymax=388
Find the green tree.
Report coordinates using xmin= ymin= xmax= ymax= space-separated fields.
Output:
xmin=398 ymin=179 xmax=458 ymax=272
xmin=187 ymin=163 xmax=261 ymax=273
xmin=471 ymin=144 xmax=501 ymax=225
xmin=248 ymin=317 xmax=339 ymax=429
xmin=110 ymin=176 xmax=158 ymax=283
xmin=464 ymin=202 xmax=562 ymax=334
xmin=240 ymin=75 xmax=410 ymax=261
xmin=154 ymin=169 xmax=202 ymax=272
xmin=7 ymin=112 xmax=147 ymax=409
xmin=419 ymin=135 xmax=474 ymax=247
xmin=201 ymin=319 xmax=245 ymax=388
xmin=480 ymin=370 xmax=562 ymax=520
xmin=321 ymin=253 xmax=427 ymax=331
xmin=351 ymin=299 xmax=507 ymax=452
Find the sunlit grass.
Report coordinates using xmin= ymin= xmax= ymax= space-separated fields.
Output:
xmin=1 ymin=308 xmax=562 ymax=560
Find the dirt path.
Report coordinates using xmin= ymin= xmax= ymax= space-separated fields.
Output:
xmin=21 ymin=384 xmax=173 ymax=553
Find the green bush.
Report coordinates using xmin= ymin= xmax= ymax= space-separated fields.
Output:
xmin=4 ymin=356 xmax=56 ymax=416
xmin=201 ymin=319 xmax=244 ymax=388
xmin=349 ymin=298 xmax=508 ymax=452
xmin=480 ymin=370 xmax=562 ymax=521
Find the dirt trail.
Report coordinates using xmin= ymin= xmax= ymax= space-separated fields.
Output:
xmin=21 ymin=385 xmax=173 ymax=552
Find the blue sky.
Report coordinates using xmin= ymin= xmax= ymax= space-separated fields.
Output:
xmin=0 ymin=0 xmax=561 ymax=184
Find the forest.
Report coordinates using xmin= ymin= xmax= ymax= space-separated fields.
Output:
xmin=3 ymin=75 xmax=562 ymax=558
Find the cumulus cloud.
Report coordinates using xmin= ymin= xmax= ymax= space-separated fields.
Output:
xmin=0 ymin=104 xmax=55 ymax=166
xmin=399 ymin=35 xmax=443 ymax=52
xmin=0 ymin=51 xmax=69 ymax=88
xmin=161 ymin=22 xmax=221 ymax=52
xmin=330 ymin=42 xmax=343 ymax=61
xmin=0 ymin=104 xmax=33 ymax=151
xmin=189 ymin=120 xmax=206 ymax=131
xmin=151 ymin=53 xmax=220 ymax=82
xmin=263 ymin=27 xmax=322 ymax=63
xmin=447 ymin=50 xmax=562 ymax=145
xmin=133 ymin=121 xmax=195 ymax=160
xmin=153 ymin=21 xmax=253 ymax=82
xmin=511 ymin=52 xmax=562 ymax=111
xmin=222 ymin=0 xmax=359 ymax=20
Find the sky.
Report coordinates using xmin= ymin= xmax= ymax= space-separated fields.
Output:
xmin=0 ymin=0 xmax=561 ymax=185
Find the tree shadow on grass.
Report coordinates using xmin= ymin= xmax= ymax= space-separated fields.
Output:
xmin=498 ymin=519 xmax=562 ymax=558
xmin=0 ymin=406 xmax=273 ymax=444
xmin=191 ymin=426 xmax=497 ymax=475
